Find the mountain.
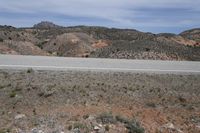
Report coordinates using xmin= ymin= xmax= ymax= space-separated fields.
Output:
xmin=0 ymin=22 xmax=200 ymax=60
xmin=33 ymin=21 xmax=62 ymax=29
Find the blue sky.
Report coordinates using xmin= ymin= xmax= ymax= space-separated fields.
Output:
xmin=0 ymin=0 xmax=199 ymax=33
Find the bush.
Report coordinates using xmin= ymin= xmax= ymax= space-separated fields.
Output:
xmin=115 ymin=115 xmax=129 ymax=123
xmin=105 ymin=125 xmax=110 ymax=131
xmin=0 ymin=129 xmax=10 ymax=133
xmin=0 ymin=38 xmax=3 ymax=42
xmin=68 ymin=125 xmax=72 ymax=130
xmin=125 ymin=119 xmax=144 ymax=133
xmin=9 ymin=91 xmax=16 ymax=98
xmin=115 ymin=115 xmax=144 ymax=133
xmin=73 ymin=123 xmax=86 ymax=129
xmin=83 ymin=114 xmax=89 ymax=119
xmin=96 ymin=112 xmax=116 ymax=124
xmin=27 ymin=68 xmax=34 ymax=73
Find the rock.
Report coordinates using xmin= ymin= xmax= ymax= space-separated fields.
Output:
xmin=15 ymin=114 xmax=26 ymax=120
xmin=161 ymin=123 xmax=183 ymax=133
xmin=73 ymin=128 xmax=80 ymax=133
xmin=163 ymin=123 xmax=175 ymax=129
xmin=93 ymin=124 xmax=105 ymax=133
xmin=196 ymin=125 xmax=200 ymax=129
xmin=31 ymin=128 xmax=44 ymax=133
xmin=94 ymin=126 xmax=101 ymax=130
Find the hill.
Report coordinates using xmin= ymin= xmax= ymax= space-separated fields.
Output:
xmin=0 ymin=21 xmax=200 ymax=60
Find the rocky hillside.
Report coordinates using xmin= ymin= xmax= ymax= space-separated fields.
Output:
xmin=0 ymin=22 xmax=200 ymax=60
xmin=180 ymin=28 xmax=200 ymax=43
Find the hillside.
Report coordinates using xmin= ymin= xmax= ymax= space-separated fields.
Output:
xmin=0 ymin=22 xmax=200 ymax=60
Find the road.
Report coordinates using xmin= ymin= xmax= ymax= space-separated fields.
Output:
xmin=0 ymin=54 xmax=200 ymax=74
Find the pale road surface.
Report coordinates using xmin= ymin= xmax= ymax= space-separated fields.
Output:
xmin=0 ymin=54 xmax=200 ymax=74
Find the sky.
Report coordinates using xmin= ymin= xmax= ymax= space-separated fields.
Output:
xmin=0 ymin=0 xmax=200 ymax=33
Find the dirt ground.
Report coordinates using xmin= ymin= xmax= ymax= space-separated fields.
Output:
xmin=0 ymin=69 xmax=200 ymax=133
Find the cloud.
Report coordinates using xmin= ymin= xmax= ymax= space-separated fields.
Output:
xmin=0 ymin=0 xmax=199 ymax=33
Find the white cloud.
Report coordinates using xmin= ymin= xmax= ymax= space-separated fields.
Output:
xmin=0 ymin=0 xmax=199 ymax=33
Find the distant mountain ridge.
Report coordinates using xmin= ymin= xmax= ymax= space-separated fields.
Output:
xmin=33 ymin=21 xmax=62 ymax=29
xmin=0 ymin=21 xmax=200 ymax=61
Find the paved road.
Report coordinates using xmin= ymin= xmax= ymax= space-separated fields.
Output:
xmin=0 ymin=54 xmax=200 ymax=74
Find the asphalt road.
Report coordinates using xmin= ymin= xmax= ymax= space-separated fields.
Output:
xmin=0 ymin=54 xmax=200 ymax=74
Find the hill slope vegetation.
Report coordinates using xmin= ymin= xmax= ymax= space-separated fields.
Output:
xmin=0 ymin=22 xmax=200 ymax=60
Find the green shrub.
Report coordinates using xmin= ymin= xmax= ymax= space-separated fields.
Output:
xmin=146 ymin=103 xmax=156 ymax=108
xmin=115 ymin=115 xmax=129 ymax=123
xmin=125 ymin=119 xmax=144 ymax=133
xmin=68 ymin=125 xmax=72 ymax=130
xmin=27 ymin=68 xmax=34 ymax=73
xmin=9 ymin=91 xmax=16 ymax=98
xmin=105 ymin=125 xmax=110 ymax=131
xmin=0 ymin=85 xmax=4 ymax=89
xmin=73 ymin=123 xmax=86 ymax=129
xmin=0 ymin=128 xmax=10 ymax=133
xmin=96 ymin=112 xmax=115 ymax=124
xmin=0 ymin=38 xmax=3 ymax=42
xmin=83 ymin=114 xmax=89 ymax=119
xmin=115 ymin=115 xmax=144 ymax=133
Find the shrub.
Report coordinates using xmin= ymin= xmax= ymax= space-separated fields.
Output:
xmin=96 ymin=112 xmax=116 ymax=124
xmin=9 ymin=91 xmax=16 ymax=98
xmin=145 ymin=48 xmax=150 ymax=52
xmin=146 ymin=103 xmax=156 ymax=108
xmin=115 ymin=115 xmax=129 ymax=124
xmin=0 ymin=38 xmax=3 ymax=42
xmin=27 ymin=68 xmax=34 ymax=73
xmin=0 ymin=85 xmax=4 ymax=89
xmin=83 ymin=114 xmax=89 ymax=119
xmin=0 ymin=129 xmax=10 ymax=133
xmin=125 ymin=119 xmax=144 ymax=133
xmin=73 ymin=123 xmax=86 ymax=129
xmin=105 ymin=125 xmax=110 ymax=131
xmin=115 ymin=115 xmax=144 ymax=133
xmin=68 ymin=125 xmax=72 ymax=130
xmin=8 ymin=37 xmax=12 ymax=40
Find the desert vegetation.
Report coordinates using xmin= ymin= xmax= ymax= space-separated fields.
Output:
xmin=0 ymin=21 xmax=200 ymax=60
xmin=0 ymin=69 xmax=200 ymax=132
